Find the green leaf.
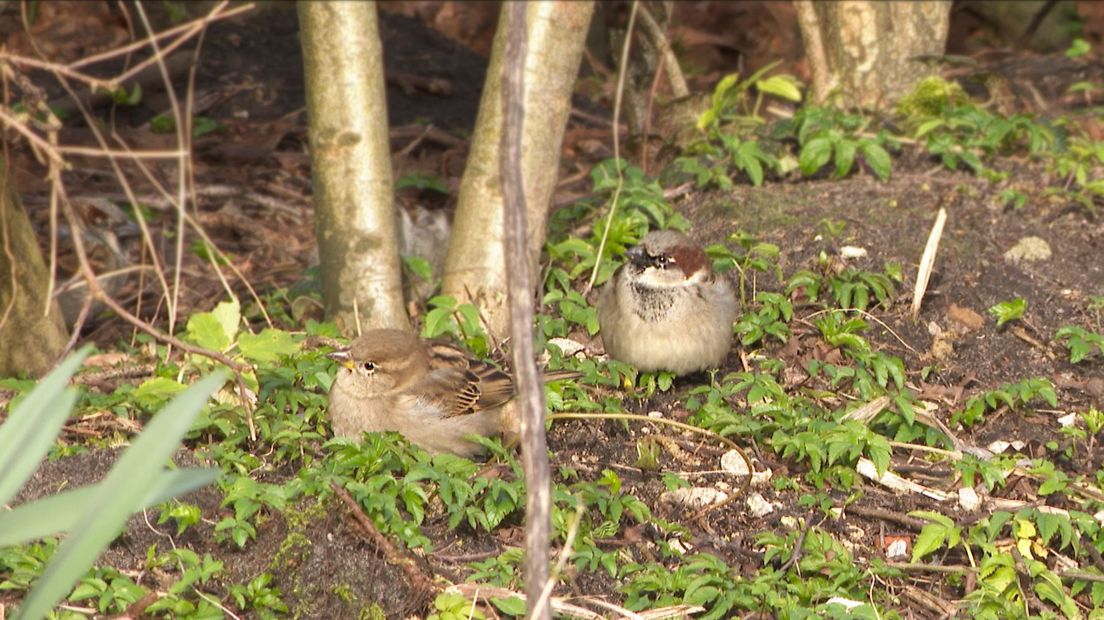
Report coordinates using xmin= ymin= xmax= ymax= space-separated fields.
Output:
xmin=911 ymin=523 xmax=947 ymax=561
xmin=0 ymin=469 xmax=218 ymax=546
xmin=756 ymin=75 xmax=803 ymax=102
xmin=833 ymin=139 xmax=857 ymax=177
xmin=238 ymin=329 xmax=300 ymax=363
xmin=133 ymin=377 xmax=189 ymax=409
xmin=799 ymin=137 xmax=833 ymax=176
xmin=15 ymin=373 xmax=225 ymax=620
xmin=490 ymin=596 xmax=526 ymax=616
xmin=0 ymin=347 xmax=90 ymax=505
xmin=186 ymin=313 xmax=230 ymax=352
xmin=860 ymin=142 xmax=892 ymax=181
xmin=211 ymin=300 xmax=241 ymax=343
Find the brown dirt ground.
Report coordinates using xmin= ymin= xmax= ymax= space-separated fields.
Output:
xmin=3 ymin=3 xmax=1104 ymax=619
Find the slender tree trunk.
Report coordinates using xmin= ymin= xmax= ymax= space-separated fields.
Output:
xmin=0 ymin=163 xmax=68 ymax=377
xmin=299 ymin=2 xmax=409 ymax=335
xmin=441 ymin=2 xmax=595 ymax=340
xmin=796 ymin=1 xmax=951 ymax=110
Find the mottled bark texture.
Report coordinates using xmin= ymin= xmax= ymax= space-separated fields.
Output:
xmin=0 ymin=166 xmax=68 ymax=377
xmin=299 ymin=2 xmax=410 ymax=335
xmin=441 ymin=1 xmax=595 ymax=340
xmin=796 ymin=1 xmax=951 ymax=110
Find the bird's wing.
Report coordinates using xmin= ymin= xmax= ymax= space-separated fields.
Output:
xmin=412 ymin=364 xmax=515 ymax=418
xmin=420 ymin=339 xmax=577 ymax=415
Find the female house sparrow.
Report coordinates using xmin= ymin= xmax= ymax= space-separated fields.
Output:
xmin=327 ymin=329 xmax=576 ymax=457
xmin=597 ymin=230 xmax=738 ymax=375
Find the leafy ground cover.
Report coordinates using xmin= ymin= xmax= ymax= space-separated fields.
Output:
xmin=2 ymin=4 xmax=1104 ymax=619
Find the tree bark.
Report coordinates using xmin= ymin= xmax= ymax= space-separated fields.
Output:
xmin=299 ymin=2 xmax=410 ymax=335
xmin=0 ymin=163 xmax=68 ymax=377
xmin=795 ymin=1 xmax=951 ymax=110
xmin=441 ymin=2 xmax=595 ymax=340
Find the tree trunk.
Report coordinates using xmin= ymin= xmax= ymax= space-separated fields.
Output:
xmin=441 ymin=1 xmax=595 ymax=339
xmin=0 ymin=164 xmax=68 ymax=377
xmin=796 ymin=1 xmax=951 ymax=110
xmin=299 ymin=2 xmax=410 ymax=335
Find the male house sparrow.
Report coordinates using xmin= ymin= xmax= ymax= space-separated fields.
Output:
xmin=597 ymin=230 xmax=738 ymax=375
xmin=327 ymin=329 xmax=575 ymax=457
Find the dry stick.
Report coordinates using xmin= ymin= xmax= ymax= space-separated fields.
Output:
xmin=175 ymin=9 xmax=275 ymax=329
xmin=59 ymin=191 xmax=255 ymax=430
xmin=134 ymin=2 xmax=189 ymax=343
xmin=584 ymin=0 xmax=639 ymax=294
xmin=534 ymin=499 xmax=585 ymax=615
xmin=639 ymin=55 xmax=664 ymax=176
xmin=636 ymin=2 xmax=688 ymax=98
xmin=330 ymin=483 xmax=437 ymax=604
xmin=499 ymin=5 xmax=551 ymax=620
xmin=49 ymin=75 xmax=175 ymax=344
xmin=846 ymin=504 xmax=927 ymax=531
xmin=58 ymin=195 xmax=247 ymax=371
xmin=911 ymin=207 xmax=947 ymax=321
xmin=55 ymin=3 xmax=271 ymax=351
xmin=58 ymin=294 xmax=94 ymax=361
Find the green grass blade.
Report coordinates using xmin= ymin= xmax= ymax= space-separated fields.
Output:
xmin=0 ymin=347 xmax=90 ymax=505
xmin=0 ymin=468 xmax=219 ymax=547
xmin=14 ymin=372 xmax=225 ymax=620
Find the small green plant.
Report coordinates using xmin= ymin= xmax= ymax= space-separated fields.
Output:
xmin=1055 ymin=325 xmax=1104 ymax=363
xmin=428 ymin=592 xmax=485 ymax=620
xmin=910 ymin=510 xmax=964 ymax=562
xmin=998 ymin=187 xmax=1028 ymax=210
xmin=987 ymin=298 xmax=1025 ymax=328
xmin=150 ymin=114 xmax=222 ymax=138
xmin=792 ymin=105 xmax=893 ymax=181
xmin=706 ymin=231 xmax=782 ymax=304
xmin=1066 ymin=37 xmax=1092 ymax=59
xmin=1047 ymin=133 xmax=1104 ymax=214
xmin=396 ymin=171 xmax=450 ymax=194
xmin=734 ymin=292 xmax=792 ymax=346
xmin=950 ymin=377 xmax=1057 ymax=428
xmin=954 ymin=453 xmax=1013 ymax=491
xmin=421 ymin=295 xmax=491 ymax=355
xmin=697 ymin=62 xmax=803 ymax=133
xmin=672 ymin=64 xmax=801 ymax=189
xmin=227 ymin=573 xmax=289 ymax=618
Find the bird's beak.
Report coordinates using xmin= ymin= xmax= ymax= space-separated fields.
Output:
xmin=327 ymin=349 xmax=356 ymax=370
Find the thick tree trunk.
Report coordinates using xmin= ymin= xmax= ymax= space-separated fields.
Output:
xmin=796 ymin=1 xmax=951 ymax=110
xmin=0 ymin=165 xmax=68 ymax=377
xmin=299 ymin=2 xmax=410 ymax=335
xmin=441 ymin=1 xmax=595 ymax=339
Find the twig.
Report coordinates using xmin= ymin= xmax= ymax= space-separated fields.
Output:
xmin=499 ymin=5 xmax=551 ymax=620
xmin=635 ymin=3 xmax=688 ymax=98
xmin=779 ymin=516 xmax=822 ymax=572
xmin=331 ymin=483 xmax=437 ymax=606
xmin=60 ymin=196 xmax=248 ymax=376
xmin=846 ymin=504 xmax=927 ymax=530
xmin=584 ymin=0 xmax=638 ymax=294
xmin=911 ymin=207 xmax=947 ymax=320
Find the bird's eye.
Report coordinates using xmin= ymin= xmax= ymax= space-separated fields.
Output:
xmin=362 ymin=361 xmax=376 ymax=372
xmin=654 ymin=255 xmax=674 ymax=267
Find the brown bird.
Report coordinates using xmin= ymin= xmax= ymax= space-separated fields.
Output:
xmin=327 ymin=329 xmax=577 ymax=457
xmin=597 ymin=230 xmax=738 ymax=375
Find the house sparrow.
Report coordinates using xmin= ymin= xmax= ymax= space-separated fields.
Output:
xmin=327 ymin=329 xmax=576 ymax=457
xmin=597 ymin=230 xmax=738 ymax=375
